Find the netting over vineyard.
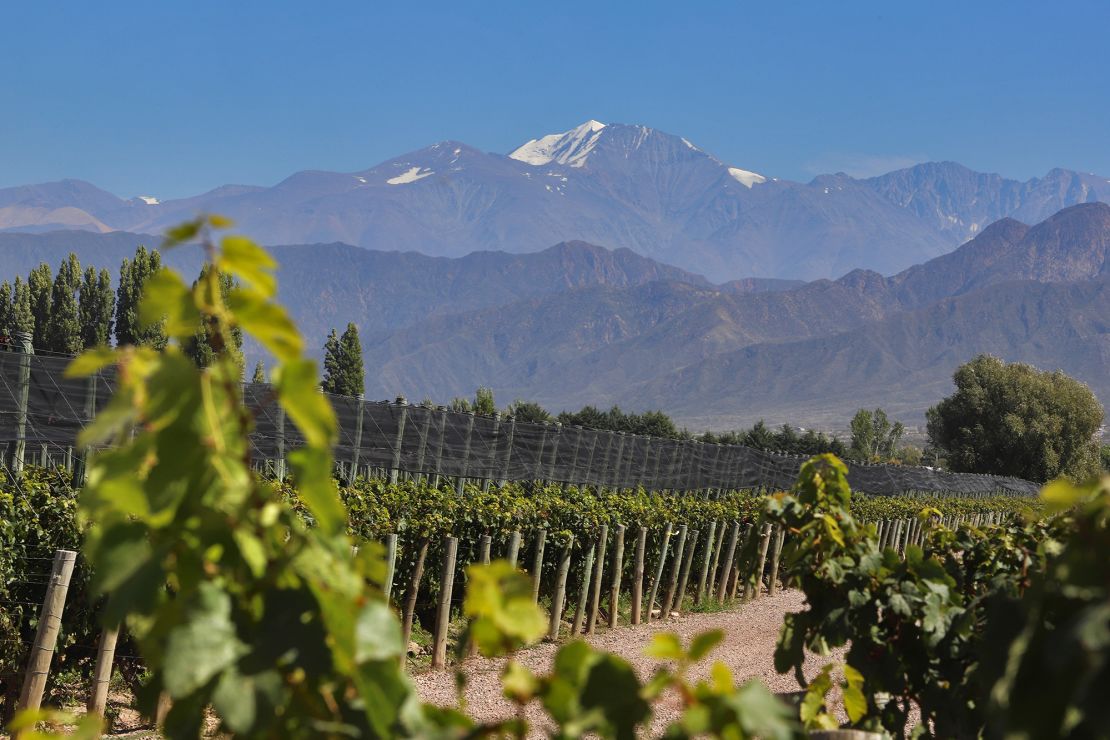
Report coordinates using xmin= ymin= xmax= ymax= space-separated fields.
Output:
xmin=0 ymin=349 xmax=1039 ymax=496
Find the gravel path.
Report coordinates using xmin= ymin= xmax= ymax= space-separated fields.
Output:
xmin=413 ymin=589 xmax=840 ymax=733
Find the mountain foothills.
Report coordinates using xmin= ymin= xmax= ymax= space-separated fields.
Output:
xmin=3 ymin=120 xmax=1109 ymax=280
xmin=0 ymin=202 xmax=1106 ymax=430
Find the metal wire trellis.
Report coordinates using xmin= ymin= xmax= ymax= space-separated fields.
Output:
xmin=0 ymin=344 xmax=1039 ymax=497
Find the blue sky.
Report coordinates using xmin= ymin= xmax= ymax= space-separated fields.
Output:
xmin=2 ymin=0 xmax=1108 ymax=199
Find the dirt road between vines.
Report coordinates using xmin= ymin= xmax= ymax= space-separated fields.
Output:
xmin=413 ymin=590 xmax=839 ymax=734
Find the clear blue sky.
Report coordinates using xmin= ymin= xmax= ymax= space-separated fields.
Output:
xmin=2 ymin=0 xmax=1108 ymax=199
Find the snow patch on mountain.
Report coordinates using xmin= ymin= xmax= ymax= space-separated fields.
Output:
xmin=387 ymin=167 xmax=434 ymax=185
xmin=137 ymin=195 xmax=160 ymax=205
xmin=509 ymin=120 xmax=606 ymax=168
xmin=728 ymin=167 xmax=767 ymax=188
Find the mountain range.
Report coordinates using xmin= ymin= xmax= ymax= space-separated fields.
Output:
xmin=3 ymin=120 xmax=1109 ymax=280
xmin=0 ymin=202 xmax=1106 ymax=432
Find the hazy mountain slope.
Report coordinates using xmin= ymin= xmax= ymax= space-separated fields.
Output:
xmin=9 ymin=121 xmax=1107 ymax=280
xmin=0 ymin=230 xmax=706 ymax=348
xmin=361 ymin=204 xmax=1110 ymax=422
xmin=633 ymin=277 xmax=1110 ymax=429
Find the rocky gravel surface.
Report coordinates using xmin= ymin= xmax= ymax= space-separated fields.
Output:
xmin=413 ymin=589 xmax=842 ymax=734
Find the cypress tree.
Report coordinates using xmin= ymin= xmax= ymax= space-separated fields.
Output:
xmin=0 ymin=281 xmax=13 ymax=340
xmin=115 ymin=245 xmax=166 ymax=348
xmin=46 ymin=253 xmax=82 ymax=354
xmin=321 ymin=329 xmax=341 ymax=394
xmin=28 ymin=263 xmax=53 ymax=349
xmin=11 ymin=277 xmax=34 ymax=337
xmin=251 ymin=360 xmax=266 ymax=384
xmin=321 ymin=325 xmax=364 ymax=396
xmin=79 ymin=266 xmax=115 ymax=348
xmin=336 ymin=323 xmax=364 ymax=396
xmin=186 ymin=265 xmax=243 ymax=371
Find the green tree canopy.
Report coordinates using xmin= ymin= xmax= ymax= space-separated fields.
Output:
xmin=557 ymin=405 xmax=681 ymax=438
xmin=251 ymin=359 xmax=266 ymax=384
xmin=321 ymin=322 xmax=364 ymax=396
xmin=185 ymin=265 xmax=243 ymax=371
xmin=79 ymin=267 xmax=115 ymax=348
xmin=27 ymin=263 xmax=52 ymax=348
xmin=10 ymin=277 xmax=33 ymax=338
xmin=45 ymin=253 xmax=82 ymax=354
xmin=926 ymin=355 xmax=1104 ymax=482
xmin=506 ymin=400 xmax=552 ymax=424
xmin=849 ymin=408 xmax=905 ymax=461
xmin=700 ymin=419 xmax=846 ymax=457
xmin=115 ymin=245 xmax=166 ymax=348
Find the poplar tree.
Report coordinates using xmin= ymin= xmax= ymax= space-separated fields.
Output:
xmin=46 ymin=253 xmax=82 ymax=354
xmin=251 ymin=360 xmax=266 ymax=384
xmin=0 ymin=281 xmax=13 ymax=339
xmin=186 ymin=265 xmax=243 ymax=370
xmin=79 ymin=266 xmax=115 ymax=348
xmin=321 ymin=323 xmax=364 ymax=396
xmin=28 ymin=263 xmax=53 ymax=348
xmin=11 ymin=277 xmax=34 ymax=338
xmin=115 ymin=245 xmax=166 ymax=347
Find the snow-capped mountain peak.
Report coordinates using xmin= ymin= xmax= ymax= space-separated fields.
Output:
xmin=509 ymin=120 xmax=607 ymax=168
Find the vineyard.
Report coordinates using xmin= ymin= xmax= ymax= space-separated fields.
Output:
xmin=1 ymin=219 xmax=1104 ymax=739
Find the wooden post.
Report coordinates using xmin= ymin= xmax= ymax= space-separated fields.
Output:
xmin=274 ymin=403 xmax=287 ymax=481
xmin=661 ymin=524 xmax=688 ymax=618
xmin=431 ymin=406 xmax=448 ymax=488
xmin=608 ymin=524 xmax=626 ymax=628
xmin=72 ymin=373 xmax=97 ymax=487
xmin=586 ymin=525 xmax=608 ymax=634
xmin=383 ymin=533 xmax=398 ymax=601
xmin=630 ymin=525 xmax=648 ymax=626
xmin=694 ymin=520 xmax=718 ymax=605
xmin=431 ymin=536 xmax=458 ymax=669
xmin=728 ymin=524 xmax=752 ymax=601
xmin=400 ymin=538 xmax=430 ymax=660
xmin=767 ymin=527 xmax=785 ymax=596
xmin=708 ymin=520 xmax=728 ymax=601
xmin=390 ymin=397 xmax=408 ymax=485
xmin=673 ymin=529 xmax=699 ymax=614
xmin=506 ymin=530 xmax=522 ymax=568
xmin=530 ymin=528 xmax=547 ymax=604
xmin=349 ymin=393 xmax=365 ymax=479
xmin=499 ymin=415 xmax=516 ymax=487
xmin=483 ymin=412 xmax=501 ymax=493
xmin=18 ymin=549 xmax=77 ymax=713
xmin=752 ymin=523 xmax=774 ymax=600
xmin=469 ymin=535 xmax=491 ymax=657
xmin=645 ymin=522 xmax=673 ymax=620
xmin=571 ymin=538 xmax=595 ymax=635
xmin=455 ymin=410 xmax=475 ymax=495
xmin=715 ymin=521 xmax=740 ymax=604
xmin=548 ymin=535 xmax=574 ymax=640
xmin=10 ymin=331 xmax=32 ymax=476
xmin=86 ymin=625 xmax=119 ymax=717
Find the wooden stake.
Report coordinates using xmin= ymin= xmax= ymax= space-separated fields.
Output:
xmin=383 ymin=533 xmax=398 ymax=602
xmin=506 ymin=530 xmax=522 ymax=568
xmin=661 ymin=524 xmax=688 ymax=618
xmin=400 ymin=537 xmax=429 ymax=662
xmin=608 ymin=524 xmax=626 ymax=628
xmin=530 ymin=528 xmax=547 ymax=604
xmin=87 ymin=625 xmax=119 ymax=717
xmin=645 ymin=523 xmax=673 ymax=620
xmin=18 ymin=549 xmax=77 ymax=713
xmin=586 ymin=524 xmax=608 ymax=634
xmin=548 ymin=535 xmax=574 ymax=640
xmin=571 ymin=537 xmax=595 ymax=635
xmin=432 ymin=536 xmax=458 ymax=669
xmin=752 ymin=523 xmax=773 ymax=600
xmin=694 ymin=520 xmax=717 ymax=605
xmin=630 ymin=525 xmax=648 ymax=626
xmin=767 ymin=526 xmax=785 ymax=596
xmin=673 ymin=529 xmax=699 ymax=614
xmin=715 ymin=521 xmax=740 ymax=605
